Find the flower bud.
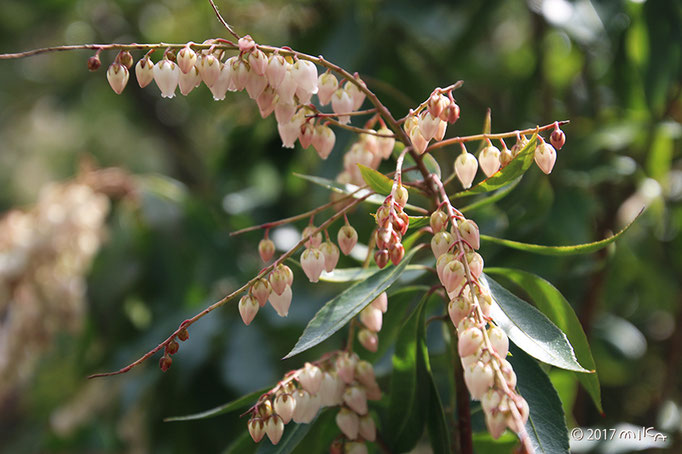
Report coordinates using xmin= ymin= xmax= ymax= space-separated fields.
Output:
xmin=298 ymin=122 xmax=315 ymax=149
xmin=499 ymin=359 xmax=517 ymax=388
xmin=445 ymin=101 xmax=460 ymax=123
xmin=266 ymin=54 xmax=288 ymax=89
xmin=376 ymin=126 xmax=396 ymax=159
xmin=310 ymin=124 xmax=335 ymax=159
xmin=238 ymin=35 xmax=256 ymax=52
xmin=358 ymin=328 xmax=379 ymax=352
xmin=197 ymin=54 xmax=221 ymax=87
xmin=454 ymin=152 xmax=478 ymax=189
xmin=534 ymin=141 xmax=557 ymax=174
xmin=304 ymin=392 xmax=321 ymax=422
xmin=403 ymin=115 xmax=418 ymax=135
xmin=511 ymin=135 xmax=529 ymax=157
xmin=374 ymin=249 xmax=389 ymax=269
xmin=258 ymin=238 xmax=275 ymax=262
xmin=319 ymin=371 xmax=343 ymax=406
xmin=457 ymin=219 xmax=480 ymax=250
xmin=481 ymin=389 xmax=503 ymax=414
xmin=368 ymin=293 xmax=387 ymax=314
xmin=248 ymin=48 xmax=268 ymax=76
xmin=118 ymin=51 xmax=133 ymax=69
xmin=320 ymin=240 xmax=340 ymax=273
xmin=159 ymin=354 xmax=172 ymax=372
xmin=277 ymin=116 xmax=301 ymax=148
xmin=245 ymin=70 xmax=267 ymax=100
xmin=273 ymin=393 xmax=296 ymax=424
xmin=331 ymin=88 xmax=354 ymax=125
xmin=360 ymin=305 xmax=383 ymax=332
xmin=87 ymin=55 xmax=101 ymax=71
xmin=442 ymin=259 xmax=465 ymax=293
xmin=466 ymin=252 xmax=484 ymax=278
xmin=317 ymin=72 xmax=338 ymax=106
xmin=448 ymin=297 xmax=471 ymax=327
xmin=269 ymin=264 xmax=293 ymax=295
xmin=176 ymin=45 xmax=197 ymax=74
xmin=435 ymin=119 xmax=448 ymax=141
xmin=428 ymin=93 xmax=448 ymax=119
xmin=293 ymin=59 xmax=318 ymax=95
xmin=239 ymin=294 xmax=259 ymax=325
xmin=344 ymin=386 xmax=368 ymax=415
xmin=301 ymin=225 xmax=323 ymax=248
xmin=337 ymin=225 xmax=358 ymax=256
xmin=345 ymin=442 xmax=368 ymax=454
xmin=479 ymin=145 xmax=501 ymax=177
xmin=292 ymin=389 xmax=311 ymax=423
xmin=335 ymin=352 xmax=357 ymax=384
xmin=458 ymin=327 xmax=484 ymax=357
xmin=248 ymin=417 xmax=266 ymax=443
xmin=464 ymin=361 xmax=494 ymax=399
xmin=550 ymin=128 xmax=566 ymax=150
xmin=499 ymin=147 xmax=513 ymax=167
xmin=430 ymin=210 xmax=448 ymax=233
xmin=257 ymin=87 xmax=277 ymax=118
xmin=106 ymin=62 xmax=129 ymax=94
xmin=298 ymin=362 xmax=323 ymax=395
xmin=486 ymin=411 xmax=507 ymax=439
xmin=359 ymin=414 xmax=376 ymax=442
xmin=389 ymin=242 xmax=405 ymax=266
xmin=178 ymin=328 xmax=189 ymax=341
xmin=336 ymin=408 xmax=359 ymax=440
xmin=265 ymin=415 xmax=284 ymax=445
xmin=392 ymin=185 xmax=408 ymax=208
xmin=488 ymin=325 xmax=509 ymax=358
xmin=268 ymin=285 xmax=292 ymax=317
xmin=436 ymin=253 xmax=455 ymax=283
xmin=419 ymin=112 xmax=440 ymax=142
xmin=409 ymin=126 xmax=428 ymax=155
xmin=431 ymin=231 xmax=454 ymax=258
xmin=153 ymin=59 xmax=180 ymax=98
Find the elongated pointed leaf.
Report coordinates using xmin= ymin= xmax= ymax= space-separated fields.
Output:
xmin=459 ymin=176 xmax=522 ymax=214
xmin=425 ymin=359 xmax=452 ymax=453
xmin=482 ymin=274 xmax=590 ymax=373
xmin=509 ymin=345 xmax=570 ymax=454
xmin=285 ymin=247 xmax=422 ymax=359
xmin=485 ymin=268 xmax=602 ymax=413
xmin=454 ymin=135 xmax=537 ymax=197
xmin=164 ymin=387 xmax=269 ymax=422
xmin=319 ymin=265 xmax=426 ymax=283
xmin=422 ymin=153 xmax=442 ymax=178
xmin=476 ymin=108 xmax=492 ymax=153
xmin=358 ymin=164 xmax=393 ymax=195
xmin=479 ymin=213 xmax=639 ymax=255
xmin=407 ymin=216 xmax=430 ymax=229
xmin=256 ymin=418 xmax=315 ymax=454
xmin=388 ymin=292 xmax=431 ymax=452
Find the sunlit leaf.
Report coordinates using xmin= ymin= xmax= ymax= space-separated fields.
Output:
xmin=285 ymin=247 xmax=422 ymax=359
xmin=486 ymin=268 xmax=602 ymax=413
xmin=358 ymin=164 xmax=394 ymax=195
xmin=459 ymin=176 xmax=522 ymax=214
xmin=319 ymin=265 xmax=426 ymax=283
xmin=407 ymin=215 xmax=430 ymax=229
xmin=483 ymin=275 xmax=590 ymax=373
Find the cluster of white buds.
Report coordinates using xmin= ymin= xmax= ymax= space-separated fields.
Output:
xmin=373 ymin=187 xmax=409 ymax=269
xmin=431 ymin=207 xmax=529 ymax=439
xmin=357 ymin=292 xmax=388 ymax=352
xmin=337 ymin=128 xmax=395 ymax=187
xmin=402 ymin=89 xmax=460 ymax=154
xmin=238 ymin=263 xmax=294 ymax=324
xmin=247 ymin=352 xmax=381 ymax=453
xmin=300 ymin=223 xmax=340 ymax=283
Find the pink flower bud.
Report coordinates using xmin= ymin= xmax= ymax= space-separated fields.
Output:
xmin=291 ymin=389 xmax=311 ymax=423
xmin=331 ymin=88 xmax=354 ymax=124
xmin=311 ymin=124 xmax=336 ymax=159
xmin=436 ymin=253 xmax=456 ymax=283
xmin=245 ymin=70 xmax=267 ymax=99
xmin=248 ymin=49 xmax=268 ymax=76
xmin=355 ymin=360 xmax=377 ymax=387
xmin=248 ymin=417 xmax=266 ymax=442
xmin=277 ymin=117 xmax=301 ymax=148
xmin=135 ymin=57 xmax=154 ymax=88
xmin=345 ymin=442 xmax=368 ymax=454
xmin=458 ymin=327 xmax=484 ymax=357
xmin=298 ymin=122 xmax=315 ymax=149
xmin=293 ymin=59 xmax=318 ymax=95
xmin=345 ymin=78 xmax=366 ymax=110
xmin=479 ymin=145 xmax=501 ymax=177
xmin=268 ymin=285 xmax=292 ymax=317
xmin=359 ymin=414 xmax=376 ymax=442
xmin=238 ymin=294 xmax=259 ymax=325
xmin=360 ymin=305 xmax=383 ymax=332
xmin=442 ymin=259 xmax=467 ymax=295
xmin=448 ymin=297 xmax=471 ymax=327
xmin=466 ymin=252 xmax=484 ymax=278
xmin=376 ymin=126 xmax=396 ymax=159
xmin=319 ymin=371 xmax=343 ymax=406
xmin=317 ymin=72 xmax=338 ymax=106
xmin=358 ymin=328 xmax=379 ymax=352
xmin=534 ymin=141 xmax=557 ymax=174
xmin=208 ymin=63 xmax=233 ymax=100
xmin=258 ymin=238 xmax=275 ymax=262
xmin=177 ymin=45 xmax=197 ymax=74
xmin=264 ymin=415 xmax=284 ymax=445
xmin=344 ymin=386 xmax=368 ymax=415
xmin=298 ymin=362 xmax=323 ymax=395
xmin=392 ymin=185 xmax=409 ymax=208
xmin=266 ymin=54 xmax=288 ymax=89
xmin=336 ymin=408 xmax=359 ymax=440
xmin=481 ymin=389 xmax=503 ymax=414
xmin=374 ymin=249 xmax=389 ymax=269
xmin=197 ymin=54 xmax=221 ymax=87
xmin=269 ymin=264 xmax=293 ymax=295
xmin=304 ymin=392 xmax=321 ymax=422
xmin=273 ymin=393 xmax=296 ymax=424
xmin=428 ymin=93 xmax=448 ymax=119
xmin=550 ymin=128 xmax=565 ymax=150
xmin=257 ymin=87 xmax=277 ymax=118
xmin=464 ymin=361 xmax=494 ymax=399
xmin=369 ymin=293 xmax=388 ymax=313
xmin=419 ymin=112 xmax=440 ymax=142
xmin=430 ymin=210 xmax=448 ymax=233
xmin=276 ymin=67 xmax=297 ymax=103
xmin=230 ymin=57 xmax=249 ymax=92
xmin=335 ymin=352 xmax=357 ymax=384
xmin=435 ymin=119 xmax=448 ymax=141
xmin=178 ymin=66 xmax=201 ymax=96
xmin=486 ymin=411 xmax=508 ymax=439
xmin=106 ymin=62 xmax=129 ymax=94
xmin=301 ymin=225 xmax=323 ymax=248
xmin=364 ymin=383 xmax=382 ymax=401
xmin=488 ymin=325 xmax=509 ymax=358
xmin=238 ymin=35 xmax=256 ymax=52
xmin=251 ymin=278 xmax=272 ymax=307
xmin=409 ymin=126 xmax=429 ymax=155
xmin=431 ymin=231 xmax=454 ymax=258
xmin=274 ymin=99 xmax=297 ymax=124
xmin=455 ymin=152 xmax=478 ymax=189
xmin=153 ymin=59 xmax=180 ymax=98
xmin=500 ymin=147 xmax=513 ymax=167
xmin=499 ymin=359 xmax=517 ymax=388
xmin=389 ymin=242 xmax=405 ymax=266
xmin=320 ymin=240 xmax=340 ymax=273
xmin=445 ymin=101 xmax=460 ymax=123
xmin=457 ymin=219 xmax=480 ymax=250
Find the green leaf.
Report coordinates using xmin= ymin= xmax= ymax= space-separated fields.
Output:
xmin=454 ymin=135 xmax=537 ymax=197
xmin=508 ymin=345 xmax=570 ymax=454
xmin=479 ymin=212 xmax=639 ymax=256
xmin=422 ymin=153 xmax=442 ymax=179
xmin=425 ymin=361 xmax=451 ymax=453
xmin=459 ymin=176 xmax=522 ymax=214
xmin=284 ymin=247 xmax=422 ymax=359
xmin=476 ymin=108 xmax=492 ymax=153
xmin=402 ymin=229 xmax=427 ymax=251
xmin=164 ymin=388 xmax=268 ymax=422
xmin=256 ymin=419 xmax=315 ymax=454
xmin=387 ymin=292 xmax=431 ymax=452
xmin=407 ymin=216 xmax=430 ymax=229
xmin=358 ymin=164 xmax=394 ymax=195
xmin=482 ymin=274 xmax=590 ymax=373
xmin=319 ymin=265 xmax=426 ymax=283
xmin=485 ymin=268 xmax=602 ymax=413
xmin=223 ymin=431 xmax=257 ymax=454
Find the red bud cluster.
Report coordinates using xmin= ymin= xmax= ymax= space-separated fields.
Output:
xmin=373 ymin=192 xmax=408 ymax=269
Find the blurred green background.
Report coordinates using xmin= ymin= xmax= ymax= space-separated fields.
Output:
xmin=0 ymin=0 xmax=680 ymax=452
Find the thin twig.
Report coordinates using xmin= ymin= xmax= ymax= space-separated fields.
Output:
xmin=323 ymin=117 xmax=396 ymax=138
xmin=208 ymin=0 xmax=240 ymax=40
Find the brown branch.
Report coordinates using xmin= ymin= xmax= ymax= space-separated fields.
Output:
xmin=208 ymin=0 xmax=240 ymax=40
